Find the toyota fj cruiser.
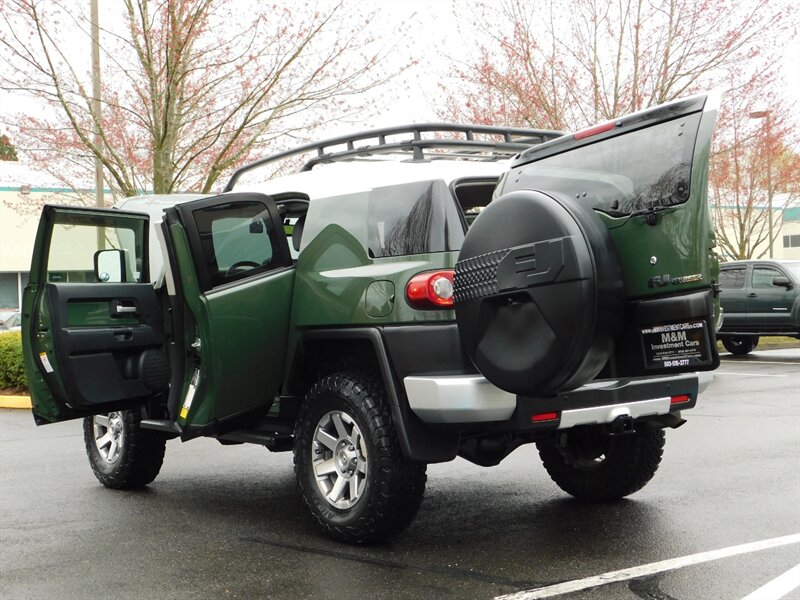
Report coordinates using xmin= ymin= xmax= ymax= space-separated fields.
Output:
xmin=22 ymin=93 xmax=721 ymax=544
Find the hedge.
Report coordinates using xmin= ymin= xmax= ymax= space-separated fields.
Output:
xmin=0 ymin=332 xmax=27 ymax=390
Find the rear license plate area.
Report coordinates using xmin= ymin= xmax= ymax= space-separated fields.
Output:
xmin=640 ymin=320 xmax=712 ymax=369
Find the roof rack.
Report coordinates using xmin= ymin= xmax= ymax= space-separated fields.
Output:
xmin=223 ymin=123 xmax=563 ymax=192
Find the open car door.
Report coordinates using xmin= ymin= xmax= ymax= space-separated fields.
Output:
xmin=22 ymin=206 xmax=167 ymax=424
xmin=160 ymin=192 xmax=295 ymax=437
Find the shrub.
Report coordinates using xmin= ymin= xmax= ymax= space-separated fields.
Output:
xmin=0 ymin=332 xmax=27 ymax=390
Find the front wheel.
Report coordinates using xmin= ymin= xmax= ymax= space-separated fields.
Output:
xmin=294 ymin=372 xmax=427 ymax=544
xmin=83 ymin=409 xmax=167 ymax=489
xmin=721 ymin=335 xmax=758 ymax=355
xmin=537 ymin=428 xmax=665 ymax=501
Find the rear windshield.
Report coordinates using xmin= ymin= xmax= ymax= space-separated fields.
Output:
xmin=513 ymin=113 xmax=702 ymax=216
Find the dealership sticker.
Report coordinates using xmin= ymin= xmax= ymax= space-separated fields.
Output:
xmin=39 ymin=352 xmax=54 ymax=373
xmin=641 ymin=320 xmax=711 ymax=369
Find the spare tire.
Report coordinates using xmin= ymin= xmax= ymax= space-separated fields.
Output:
xmin=454 ymin=190 xmax=624 ymax=396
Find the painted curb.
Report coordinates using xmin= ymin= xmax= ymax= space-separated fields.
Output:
xmin=0 ymin=395 xmax=31 ymax=409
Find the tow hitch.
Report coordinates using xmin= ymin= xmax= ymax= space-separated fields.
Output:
xmin=610 ymin=414 xmax=635 ymax=435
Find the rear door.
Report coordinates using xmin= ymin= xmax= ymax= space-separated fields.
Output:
xmin=718 ymin=264 xmax=749 ymax=331
xmin=22 ymin=206 xmax=166 ymax=424
xmin=161 ymin=193 xmax=295 ymax=435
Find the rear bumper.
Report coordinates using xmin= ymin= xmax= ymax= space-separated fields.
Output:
xmin=404 ymin=371 xmax=710 ymax=428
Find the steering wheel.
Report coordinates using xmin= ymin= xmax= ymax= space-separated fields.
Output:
xmin=225 ymin=260 xmax=261 ymax=277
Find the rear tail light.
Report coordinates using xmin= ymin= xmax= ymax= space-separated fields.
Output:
xmin=406 ymin=270 xmax=455 ymax=309
xmin=531 ymin=412 xmax=559 ymax=423
xmin=670 ymin=394 xmax=690 ymax=405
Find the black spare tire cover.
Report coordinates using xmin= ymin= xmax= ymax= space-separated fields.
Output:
xmin=454 ymin=190 xmax=624 ymax=395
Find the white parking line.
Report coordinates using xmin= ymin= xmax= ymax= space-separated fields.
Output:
xmin=741 ymin=564 xmax=800 ymax=600
xmin=715 ymin=372 xmax=787 ymax=377
xmin=721 ymin=360 xmax=800 ymax=366
xmin=494 ymin=534 xmax=800 ymax=600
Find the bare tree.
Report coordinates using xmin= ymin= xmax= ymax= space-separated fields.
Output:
xmin=0 ymin=0 xmax=404 ymax=200
xmin=439 ymin=0 xmax=798 ymax=259
xmin=710 ymin=89 xmax=800 ymax=260
xmin=440 ymin=0 xmax=793 ymax=130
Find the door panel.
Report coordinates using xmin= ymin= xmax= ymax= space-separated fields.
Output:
xmin=718 ymin=266 xmax=748 ymax=331
xmin=747 ymin=265 xmax=795 ymax=331
xmin=162 ymin=193 xmax=295 ymax=432
xmin=22 ymin=206 xmax=165 ymax=424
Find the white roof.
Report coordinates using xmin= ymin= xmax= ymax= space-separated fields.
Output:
xmin=235 ymin=158 xmax=513 ymax=198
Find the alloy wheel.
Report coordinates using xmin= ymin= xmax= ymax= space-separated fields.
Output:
xmin=311 ymin=410 xmax=368 ymax=509
xmin=92 ymin=412 xmax=124 ymax=463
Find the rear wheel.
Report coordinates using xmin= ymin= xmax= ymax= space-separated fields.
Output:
xmin=721 ymin=335 xmax=758 ymax=355
xmin=83 ymin=409 xmax=167 ymax=489
xmin=294 ymin=372 xmax=427 ymax=544
xmin=537 ymin=428 xmax=665 ymax=501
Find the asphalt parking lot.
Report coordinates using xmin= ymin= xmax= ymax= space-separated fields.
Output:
xmin=1 ymin=348 xmax=798 ymax=599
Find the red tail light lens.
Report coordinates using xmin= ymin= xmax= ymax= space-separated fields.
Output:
xmin=406 ymin=270 xmax=455 ymax=309
xmin=531 ymin=412 xmax=559 ymax=423
xmin=670 ymin=394 xmax=690 ymax=405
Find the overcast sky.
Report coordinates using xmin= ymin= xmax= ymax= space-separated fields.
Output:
xmin=2 ymin=1 xmax=798 ymax=141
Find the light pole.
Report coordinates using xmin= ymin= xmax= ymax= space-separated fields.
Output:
xmin=749 ymin=110 xmax=773 ymax=258
xmin=91 ymin=0 xmax=103 ymax=210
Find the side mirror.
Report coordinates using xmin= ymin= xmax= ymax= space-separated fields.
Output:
xmin=772 ymin=276 xmax=792 ymax=289
xmin=94 ymin=249 xmax=126 ymax=283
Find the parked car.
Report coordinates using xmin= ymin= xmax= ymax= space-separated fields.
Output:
xmin=0 ymin=311 xmax=21 ymax=333
xmin=717 ymin=259 xmax=800 ymax=354
xmin=22 ymin=92 xmax=721 ymax=544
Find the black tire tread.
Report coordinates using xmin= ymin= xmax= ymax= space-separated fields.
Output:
xmin=537 ymin=429 xmax=665 ymax=501
xmin=83 ymin=410 xmax=167 ymax=490
xmin=294 ymin=371 xmax=427 ymax=544
xmin=722 ymin=335 xmax=758 ymax=355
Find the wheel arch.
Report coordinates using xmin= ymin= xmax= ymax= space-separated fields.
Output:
xmin=287 ymin=328 xmax=459 ymax=463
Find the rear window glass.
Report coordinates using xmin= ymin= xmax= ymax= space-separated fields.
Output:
xmin=719 ymin=267 xmax=746 ymax=289
xmin=366 ymin=180 xmax=465 ymax=258
xmin=513 ymin=113 xmax=702 ymax=216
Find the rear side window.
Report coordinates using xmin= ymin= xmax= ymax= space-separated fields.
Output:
xmin=512 ymin=113 xmax=702 ymax=216
xmin=191 ymin=201 xmax=280 ymax=288
xmin=366 ymin=180 xmax=465 ymax=258
xmin=719 ymin=267 xmax=746 ymax=289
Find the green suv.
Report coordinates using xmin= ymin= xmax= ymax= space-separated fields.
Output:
xmin=22 ymin=93 xmax=721 ymax=544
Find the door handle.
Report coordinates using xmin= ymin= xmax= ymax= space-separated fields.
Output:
xmin=747 ymin=293 xmax=757 ymax=298
xmin=111 ymin=300 xmax=138 ymax=316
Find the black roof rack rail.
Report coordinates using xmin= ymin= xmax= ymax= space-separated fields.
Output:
xmin=223 ymin=123 xmax=563 ymax=192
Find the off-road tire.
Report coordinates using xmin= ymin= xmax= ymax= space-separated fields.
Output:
xmin=537 ymin=428 xmax=665 ymax=501
xmin=294 ymin=371 xmax=427 ymax=544
xmin=83 ymin=409 xmax=167 ymax=489
xmin=721 ymin=335 xmax=759 ymax=356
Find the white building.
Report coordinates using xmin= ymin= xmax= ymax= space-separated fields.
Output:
xmin=0 ymin=161 xmax=97 ymax=313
